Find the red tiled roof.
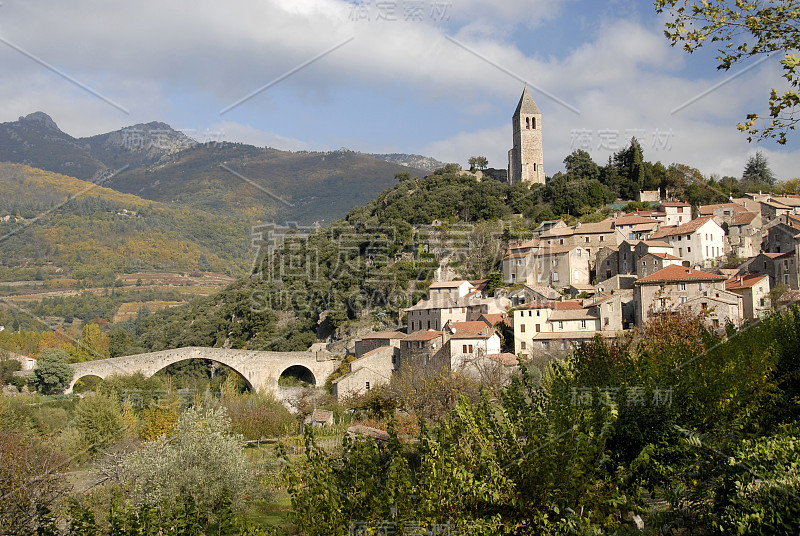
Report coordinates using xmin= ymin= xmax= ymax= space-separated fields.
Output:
xmin=485 ymin=353 xmax=519 ymax=366
xmin=403 ymin=330 xmax=443 ymax=341
xmin=635 ymin=265 xmax=726 ymax=284
xmin=478 ymin=313 xmax=510 ymax=327
xmin=730 ymin=212 xmax=758 ymax=226
xmin=725 ymin=273 xmax=769 ymax=291
xmin=651 ymin=216 xmax=718 ymax=239
xmin=614 ymin=215 xmax=659 ymax=226
xmin=640 ymin=240 xmax=673 ymax=248
xmin=647 ymin=252 xmax=682 ymax=260
xmin=698 ymin=202 xmax=748 ymax=215
xmin=660 ymin=201 xmax=691 ymax=207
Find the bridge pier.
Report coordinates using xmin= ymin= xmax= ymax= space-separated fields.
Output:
xmin=66 ymin=347 xmax=341 ymax=395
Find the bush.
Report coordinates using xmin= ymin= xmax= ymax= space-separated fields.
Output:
xmin=31 ymin=348 xmax=74 ymax=394
xmin=74 ymin=392 xmax=124 ymax=452
xmin=123 ymin=405 xmax=257 ymax=513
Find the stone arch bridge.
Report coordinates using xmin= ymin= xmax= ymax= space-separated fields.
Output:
xmin=66 ymin=347 xmax=341 ymax=394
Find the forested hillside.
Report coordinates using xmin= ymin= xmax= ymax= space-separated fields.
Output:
xmin=0 ymin=163 xmax=249 ymax=282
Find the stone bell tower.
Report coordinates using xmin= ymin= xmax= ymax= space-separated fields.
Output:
xmin=508 ymin=87 xmax=544 ymax=185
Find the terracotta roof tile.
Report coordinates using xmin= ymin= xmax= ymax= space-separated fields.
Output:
xmin=725 ymin=273 xmax=769 ymax=291
xmin=635 ymin=265 xmax=726 ymax=284
xmin=651 ymin=216 xmax=718 ymax=238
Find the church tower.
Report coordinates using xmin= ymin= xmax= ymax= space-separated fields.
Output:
xmin=508 ymin=87 xmax=544 ymax=185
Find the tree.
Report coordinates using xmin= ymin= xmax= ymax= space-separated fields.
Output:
xmin=656 ymin=0 xmax=800 ymax=144
xmin=0 ymin=431 xmax=69 ymax=536
xmin=74 ymin=392 xmax=124 ymax=452
xmin=122 ymin=405 xmax=256 ymax=513
xmin=743 ymin=150 xmax=777 ymax=186
xmin=31 ymin=348 xmax=73 ymax=395
xmin=468 ymin=156 xmax=489 ymax=171
xmin=563 ymin=149 xmax=600 ymax=182
xmin=74 ymin=323 xmax=110 ymax=362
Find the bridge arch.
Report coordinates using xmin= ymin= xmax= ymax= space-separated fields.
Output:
xmin=65 ymin=347 xmax=341 ymax=394
xmin=278 ymin=364 xmax=317 ymax=387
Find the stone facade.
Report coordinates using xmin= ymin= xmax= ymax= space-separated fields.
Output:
xmin=508 ymin=87 xmax=544 ymax=185
xmin=67 ymin=347 xmax=341 ymax=394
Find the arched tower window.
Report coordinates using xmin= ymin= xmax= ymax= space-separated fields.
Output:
xmin=532 ymin=117 xmax=536 ymax=129
xmin=525 ymin=117 xmax=530 ymax=129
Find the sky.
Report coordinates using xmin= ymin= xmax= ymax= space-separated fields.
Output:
xmin=0 ymin=0 xmax=797 ymax=180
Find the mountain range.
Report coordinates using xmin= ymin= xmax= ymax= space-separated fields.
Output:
xmin=0 ymin=112 xmax=435 ymax=224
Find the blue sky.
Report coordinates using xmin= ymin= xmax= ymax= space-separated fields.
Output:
xmin=0 ymin=0 xmax=797 ymax=179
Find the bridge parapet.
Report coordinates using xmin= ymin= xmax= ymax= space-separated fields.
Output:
xmin=66 ymin=347 xmax=341 ymax=394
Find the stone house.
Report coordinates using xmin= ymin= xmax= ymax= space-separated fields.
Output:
xmin=633 ymin=265 xmax=741 ymax=328
xmin=637 ymin=252 xmax=683 ymax=279
xmin=444 ymin=321 xmax=503 ymax=373
xmin=613 ymin=214 xmax=660 ymax=241
xmin=762 ymin=216 xmax=800 ymax=254
xmin=331 ymin=345 xmax=398 ymax=398
xmin=698 ymin=202 xmax=749 ymax=224
xmin=660 ymin=201 xmax=692 ymax=226
xmin=760 ymin=199 xmax=793 ymax=223
xmin=405 ymin=298 xmax=468 ymax=332
xmin=725 ymin=273 xmax=771 ymax=320
xmin=540 ymin=218 xmax=626 ymax=262
xmin=724 ymin=212 xmax=762 ymax=259
xmin=354 ymin=331 xmax=405 ymax=359
xmin=399 ymin=330 xmax=448 ymax=370
xmin=511 ymin=296 xmax=623 ymax=357
xmin=651 ymin=216 xmax=726 ymax=267
xmin=746 ymin=252 xmax=785 ymax=289
xmin=533 ymin=245 xmax=590 ymax=289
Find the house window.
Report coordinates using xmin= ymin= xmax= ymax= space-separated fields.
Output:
xmin=712 ymin=319 xmax=720 ymax=328
xmin=427 ymin=320 xmax=431 ymax=329
xmin=679 ymin=283 xmax=686 ymax=291
xmin=687 ymin=247 xmax=692 ymax=253
xmin=699 ymin=282 xmax=704 ymax=290
xmin=558 ymin=321 xmax=563 ymax=329
xmin=560 ymin=341 xmax=567 ymax=350
xmin=468 ymin=344 xmax=473 ymax=353
xmin=407 ymin=342 xmax=411 ymax=348
xmin=535 ymin=324 xmax=541 ymax=332
xmin=520 ymin=341 xmax=526 ymax=350
xmin=392 ymin=355 xmax=396 ymax=364
xmin=532 ymin=117 xmax=536 ymax=129
xmin=552 ymin=273 xmax=559 ymax=282
xmin=600 ymin=236 xmax=604 ymax=242
xmin=585 ymin=237 xmax=590 ymax=243
xmin=560 ymin=239 xmax=564 ymax=245
xmin=541 ymin=341 xmax=549 ymax=349
xmin=462 ymin=344 xmax=468 ymax=353
xmin=580 ymin=320 xmax=587 ymax=329
xmin=366 ymin=382 xmax=370 ymax=390
xmin=678 ymin=248 xmax=682 ymax=256
xmin=520 ymin=324 xmax=526 ymax=333
xmin=785 ymin=274 xmax=790 ymax=284
xmin=680 ymin=297 xmax=687 ymax=304
xmin=701 ymin=302 xmax=708 ymax=310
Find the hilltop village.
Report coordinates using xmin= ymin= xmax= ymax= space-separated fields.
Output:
xmin=332 ymin=88 xmax=796 ymax=398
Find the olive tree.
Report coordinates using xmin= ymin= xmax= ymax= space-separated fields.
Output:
xmin=122 ymin=405 xmax=256 ymax=513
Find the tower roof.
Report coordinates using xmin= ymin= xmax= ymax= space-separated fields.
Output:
xmin=514 ymin=86 xmax=541 ymax=116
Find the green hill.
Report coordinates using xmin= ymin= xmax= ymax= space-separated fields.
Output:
xmin=0 ymin=163 xmax=249 ymax=282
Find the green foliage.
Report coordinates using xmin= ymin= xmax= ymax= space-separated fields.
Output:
xmin=286 ymin=306 xmax=800 ymax=534
xmin=32 ymin=348 xmax=74 ymax=394
xmin=656 ymin=0 xmax=800 ymax=144
xmin=74 ymin=392 xmax=124 ymax=452
xmin=0 ymin=430 xmax=69 ymax=536
xmin=743 ymin=150 xmax=777 ymax=186
xmin=122 ymin=405 xmax=256 ymax=513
